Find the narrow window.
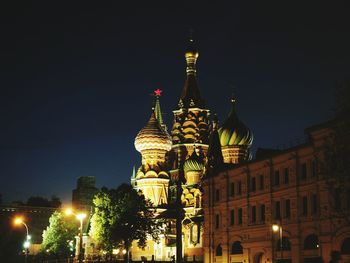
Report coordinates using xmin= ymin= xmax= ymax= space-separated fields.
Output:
xmin=311 ymin=160 xmax=317 ymax=177
xmin=230 ymin=182 xmax=235 ymax=197
xmin=312 ymin=194 xmax=317 ymax=215
xmin=251 ymin=206 xmax=256 ymax=223
xmin=302 ymin=196 xmax=308 ymax=216
xmin=215 ymin=189 xmax=220 ymax=202
xmin=230 ymin=209 xmax=235 ymax=225
xmin=260 ymin=204 xmax=265 ymax=222
xmin=285 ymin=199 xmax=291 ymax=218
xmin=215 ymin=214 xmax=220 ymax=228
xmin=238 ymin=181 xmax=242 ymax=195
xmin=274 ymin=170 xmax=280 ymax=186
xmin=275 ymin=201 xmax=281 ymax=219
xmin=301 ymin=163 xmax=307 ymax=180
xmin=251 ymin=177 xmax=256 ymax=192
xmin=284 ymin=168 xmax=289 ymax=184
xmin=238 ymin=208 xmax=243 ymax=224
xmin=259 ymin=175 xmax=264 ymax=190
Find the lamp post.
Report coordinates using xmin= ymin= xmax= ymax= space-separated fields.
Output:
xmin=272 ymin=224 xmax=283 ymax=263
xmin=65 ymin=208 xmax=87 ymax=263
xmin=14 ymin=217 xmax=30 ymax=263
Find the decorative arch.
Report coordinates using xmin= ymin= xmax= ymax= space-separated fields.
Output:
xmin=231 ymin=241 xmax=243 ymax=254
xmin=216 ymin=244 xmax=222 ymax=256
xmin=304 ymin=234 xmax=319 ymax=250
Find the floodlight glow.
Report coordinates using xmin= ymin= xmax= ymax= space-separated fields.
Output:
xmin=14 ymin=217 xmax=24 ymax=225
xmin=65 ymin=208 xmax=73 ymax=216
xmin=76 ymin=213 xmax=87 ymax=221
xmin=23 ymin=240 xmax=30 ymax=249
xmin=272 ymin=224 xmax=280 ymax=232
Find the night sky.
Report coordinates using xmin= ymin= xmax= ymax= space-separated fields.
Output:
xmin=1 ymin=1 xmax=349 ymax=203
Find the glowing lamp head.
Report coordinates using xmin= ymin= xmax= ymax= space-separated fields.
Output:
xmin=65 ymin=208 xmax=73 ymax=216
xmin=122 ymin=249 xmax=127 ymax=254
xmin=23 ymin=240 xmax=30 ymax=249
xmin=76 ymin=213 xmax=87 ymax=221
xmin=14 ymin=217 xmax=24 ymax=225
xmin=272 ymin=224 xmax=280 ymax=232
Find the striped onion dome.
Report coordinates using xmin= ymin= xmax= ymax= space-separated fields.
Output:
xmin=183 ymin=149 xmax=205 ymax=173
xmin=218 ymin=98 xmax=253 ymax=147
xmin=135 ymin=111 xmax=172 ymax=153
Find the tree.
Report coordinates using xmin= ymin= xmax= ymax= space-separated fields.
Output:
xmin=41 ymin=211 xmax=77 ymax=257
xmin=90 ymin=184 xmax=163 ymax=262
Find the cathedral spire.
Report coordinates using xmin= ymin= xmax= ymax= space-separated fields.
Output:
xmin=178 ymin=35 xmax=205 ymax=109
xmin=153 ymin=89 xmax=166 ymax=131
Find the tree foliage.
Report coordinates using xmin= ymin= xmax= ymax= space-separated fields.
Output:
xmin=41 ymin=211 xmax=77 ymax=257
xmin=90 ymin=184 xmax=163 ymax=255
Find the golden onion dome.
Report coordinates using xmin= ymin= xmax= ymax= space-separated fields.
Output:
xmin=218 ymin=98 xmax=253 ymax=147
xmin=183 ymin=149 xmax=205 ymax=173
xmin=134 ymin=111 xmax=172 ymax=153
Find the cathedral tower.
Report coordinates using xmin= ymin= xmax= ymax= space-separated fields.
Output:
xmin=170 ymin=37 xmax=210 ymax=173
xmin=134 ymin=91 xmax=172 ymax=207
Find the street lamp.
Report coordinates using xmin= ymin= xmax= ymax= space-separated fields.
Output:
xmin=65 ymin=208 xmax=87 ymax=263
xmin=14 ymin=217 xmax=30 ymax=263
xmin=272 ymin=224 xmax=283 ymax=263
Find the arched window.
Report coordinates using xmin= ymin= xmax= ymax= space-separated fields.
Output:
xmin=276 ymin=237 xmax=291 ymax=251
xmin=304 ymin=234 xmax=319 ymax=250
xmin=341 ymin=238 xmax=350 ymax=255
xmin=216 ymin=244 xmax=222 ymax=256
xmin=231 ymin=241 xmax=243 ymax=254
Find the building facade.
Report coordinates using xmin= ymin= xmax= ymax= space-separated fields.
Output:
xmin=203 ymin=122 xmax=350 ymax=263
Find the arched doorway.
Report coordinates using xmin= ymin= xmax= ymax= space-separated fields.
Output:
xmin=253 ymin=252 xmax=263 ymax=263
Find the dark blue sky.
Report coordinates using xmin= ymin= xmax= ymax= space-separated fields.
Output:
xmin=1 ymin=1 xmax=349 ymax=203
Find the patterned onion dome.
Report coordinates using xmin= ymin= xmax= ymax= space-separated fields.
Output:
xmin=183 ymin=149 xmax=205 ymax=173
xmin=218 ymin=98 xmax=253 ymax=147
xmin=135 ymin=111 xmax=172 ymax=152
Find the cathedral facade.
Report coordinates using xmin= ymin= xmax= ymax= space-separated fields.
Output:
xmin=131 ymin=39 xmax=253 ymax=262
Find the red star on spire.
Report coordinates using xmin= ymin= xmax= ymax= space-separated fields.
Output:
xmin=154 ymin=89 xmax=162 ymax=97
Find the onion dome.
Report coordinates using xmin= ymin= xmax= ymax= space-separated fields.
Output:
xmin=134 ymin=111 xmax=172 ymax=153
xmin=184 ymin=148 xmax=205 ymax=173
xmin=218 ymin=97 xmax=253 ymax=147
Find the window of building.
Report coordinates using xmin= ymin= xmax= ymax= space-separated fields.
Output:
xmin=238 ymin=181 xmax=242 ymax=195
xmin=304 ymin=234 xmax=319 ymax=250
xmin=285 ymin=199 xmax=291 ymax=218
xmin=259 ymin=175 xmax=264 ymax=190
xmin=260 ymin=204 xmax=265 ymax=222
xmin=301 ymin=163 xmax=307 ymax=180
xmin=230 ymin=182 xmax=235 ymax=197
xmin=250 ymin=177 xmax=256 ymax=192
xmin=216 ymin=244 xmax=222 ymax=256
xmin=215 ymin=189 xmax=220 ymax=202
xmin=311 ymin=159 xmax=317 ymax=177
xmin=334 ymin=188 xmax=341 ymax=210
xmin=284 ymin=168 xmax=289 ymax=184
xmin=251 ymin=206 xmax=256 ymax=223
xmin=275 ymin=201 xmax=281 ymax=219
xmin=341 ymin=238 xmax=350 ymax=255
xmin=302 ymin=196 xmax=308 ymax=216
xmin=230 ymin=209 xmax=235 ymax=225
xmin=274 ymin=170 xmax=280 ymax=186
xmin=276 ymin=237 xmax=291 ymax=251
xmin=215 ymin=214 xmax=220 ymax=229
xmin=231 ymin=241 xmax=243 ymax=254
xmin=312 ymin=194 xmax=318 ymax=215
xmin=238 ymin=208 xmax=243 ymax=224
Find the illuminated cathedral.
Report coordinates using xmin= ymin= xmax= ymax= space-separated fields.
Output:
xmin=131 ymin=38 xmax=253 ymax=261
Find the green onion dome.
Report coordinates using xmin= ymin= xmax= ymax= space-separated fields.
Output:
xmin=218 ymin=98 xmax=253 ymax=147
xmin=135 ymin=111 xmax=172 ymax=153
xmin=183 ymin=149 xmax=205 ymax=173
